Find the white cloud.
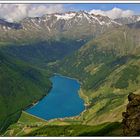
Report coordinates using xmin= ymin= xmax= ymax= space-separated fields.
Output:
xmin=89 ymin=7 xmax=134 ymax=19
xmin=28 ymin=4 xmax=64 ymax=17
xmin=0 ymin=4 xmax=64 ymax=22
xmin=0 ymin=5 xmax=135 ymax=22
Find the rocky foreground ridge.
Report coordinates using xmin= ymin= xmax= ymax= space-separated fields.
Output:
xmin=122 ymin=93 xmax=140 ymax=136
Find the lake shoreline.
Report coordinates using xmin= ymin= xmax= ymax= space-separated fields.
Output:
xmin=54 ymin=73 xmax=89 ymax=110
xmin=24 ymin=85 xmax=52 ymax=111
xmin=23 ymin=111 xmax=48 ymax=122
xmin=25 ymin=73 xmax=86 ymax=122
xmin=53 ymin=73 xmax=83 ymax=85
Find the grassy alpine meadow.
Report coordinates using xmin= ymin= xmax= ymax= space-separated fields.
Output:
xmin=3 ymin=111 xmax=122 ymax=136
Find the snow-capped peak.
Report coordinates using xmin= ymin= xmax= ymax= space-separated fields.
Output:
xmin=54 ymin=12 xmax=76 ymax=20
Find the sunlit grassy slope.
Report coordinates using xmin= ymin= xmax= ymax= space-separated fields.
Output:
xmin=4 ymin=111 xmax=122 ymax=136
xmin=26 ymin=122 xmax=122 ymax=136
xmin=3 ymin=111 xmax=47 ymax=136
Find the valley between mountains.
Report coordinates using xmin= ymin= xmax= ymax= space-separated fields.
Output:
xmin=0 ymin=11 xmax=140 ymax=136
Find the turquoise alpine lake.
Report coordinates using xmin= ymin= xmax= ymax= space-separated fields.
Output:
xmin=26 ymin=74 xmax=85 ymax=120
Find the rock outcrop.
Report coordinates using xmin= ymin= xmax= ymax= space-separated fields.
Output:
xmin=122 ymin=93 xmax=140 ymax=136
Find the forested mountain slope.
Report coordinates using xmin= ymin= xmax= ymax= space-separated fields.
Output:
xmin=0 ymin=50 xmax=51 ymax=132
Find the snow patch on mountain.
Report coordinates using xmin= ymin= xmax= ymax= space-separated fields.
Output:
xmin=55 ymin=13 xmax=76 ymax=20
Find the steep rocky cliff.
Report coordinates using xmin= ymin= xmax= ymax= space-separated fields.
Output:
xmin=122 ymin=93 xmax=140 ymax=136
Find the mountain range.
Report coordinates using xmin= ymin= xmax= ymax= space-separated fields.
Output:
xmin=0 ymin=11 xmax=121 ymax=42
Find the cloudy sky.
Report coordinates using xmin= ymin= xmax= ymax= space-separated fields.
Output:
xmin=0 ymin=3 xmax=140 ymax=22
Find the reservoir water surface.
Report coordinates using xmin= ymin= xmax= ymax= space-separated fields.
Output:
xmin=26 ymin=74 xmax=85 ymax=120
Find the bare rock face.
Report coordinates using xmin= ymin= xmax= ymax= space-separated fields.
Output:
xmin=122 ymin=93 xmax=140 ymax=136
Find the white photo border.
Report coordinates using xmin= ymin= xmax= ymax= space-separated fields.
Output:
xmin=0 ymin=0 xmax=140 ymax=139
